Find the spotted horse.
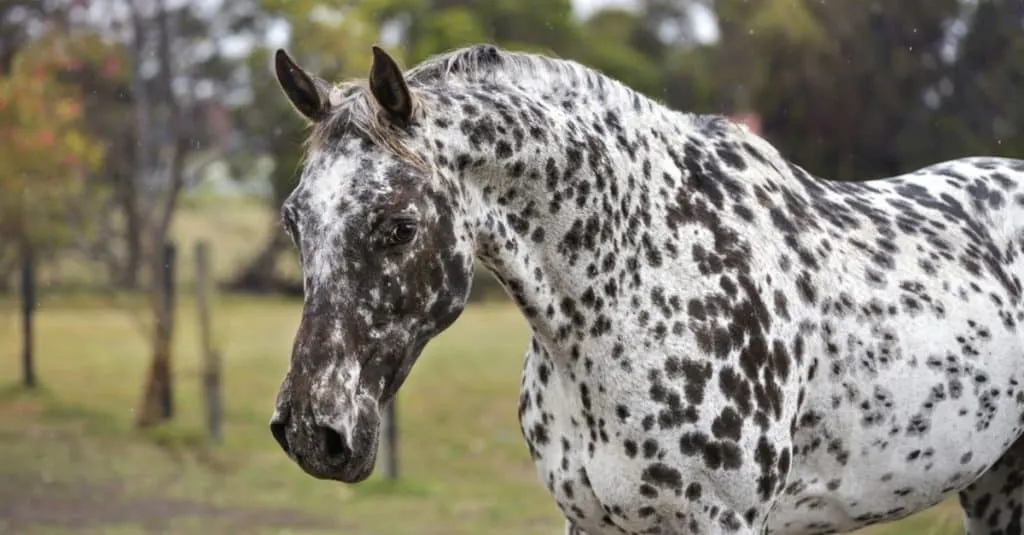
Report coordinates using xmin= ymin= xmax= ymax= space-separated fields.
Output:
xmin=266 ymin=43 xmax=1024 ymax=535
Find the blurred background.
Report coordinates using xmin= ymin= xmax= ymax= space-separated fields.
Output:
xmin=0 ymin=0 xmax=1020 ymax=534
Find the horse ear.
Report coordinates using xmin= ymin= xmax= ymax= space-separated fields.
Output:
xmin=369 ymin=45 xmax=412 ymax=126
xmin=274 ymin=49 xmax=331 ymax=122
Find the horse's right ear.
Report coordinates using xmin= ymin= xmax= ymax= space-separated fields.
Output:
xmin=369 ymin=45 xmax=412 ymax=127
xmin=274 ymin=49 xmax=331 ymax=122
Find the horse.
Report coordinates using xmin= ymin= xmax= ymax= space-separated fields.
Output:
xmin=266 ymin=43 xmax=1024 ymax=535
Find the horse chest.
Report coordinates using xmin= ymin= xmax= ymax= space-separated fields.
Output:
xmin=519 ymin=343 xmax=621 ymax=530
xmin=518 ymin=339 xmax=789 ymax=534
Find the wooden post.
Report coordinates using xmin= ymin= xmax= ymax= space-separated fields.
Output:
xmin=194 ymin=241 xmax=222 ymax=444
xmin=19 ymin=242 xmax=36 ymax=389
xmin=160 ymin=241 xmax=176 ymax=419
xmin=381 ymin=398 xmax=398 ymax=480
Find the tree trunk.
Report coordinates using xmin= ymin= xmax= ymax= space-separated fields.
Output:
xmin=136 ymin=343 xmax=172 ymax=425
xmin=123 ymin=208 xmax=142 ymax=287
xmin=135 ymin=246 xmax=174 ymax=426
xmin=0 ymin=254 xmax=14 ymax=294
xmin=134 ymin=0 xmax=188 ymax=428
xmin=120 ymin=167 xmax=142 ymax=289
xmin=126 ymin=1 xmax=150 ymax=290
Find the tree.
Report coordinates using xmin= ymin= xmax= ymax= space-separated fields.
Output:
xmin=53 ymin=23 xmax=138 ymax=288
xmin=929 ymin=0 xmax=1024 ymax=162
xmin=575 ymin=8 xmax=664 ymax=100
xmin=1 ymin=0 xmax=268 ymax=425
xmin=674 ymin=0 xmax=964 ymax=181
xmin=0 ymin=26 xmax=105 ymax=282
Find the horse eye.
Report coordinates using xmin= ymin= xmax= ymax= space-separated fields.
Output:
xmin=387 ymin=219 xmax=418 ymax=246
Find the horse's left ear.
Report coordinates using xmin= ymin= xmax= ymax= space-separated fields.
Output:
xmin=274 ymin=49 xmax=332 ymax=122
xmin=369 ymin=45 xmax=412 ymax=126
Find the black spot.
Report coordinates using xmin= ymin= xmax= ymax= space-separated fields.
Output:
xmin=641 ymin=462 xmax=683 ymax=491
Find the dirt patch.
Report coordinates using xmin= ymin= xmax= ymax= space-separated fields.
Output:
xmin=0 ymin=472 xmax=337 ymax=534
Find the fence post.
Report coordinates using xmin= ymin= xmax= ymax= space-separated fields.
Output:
xmin=194 ymin=241 xmax=222 ymax=444
xmin=381 ymin=398 xmax=398 ymax=480
xmin=19 ymin=242 xmax=36 ymax=389
xmin=160 ymin=241 xmax=176 ymax=420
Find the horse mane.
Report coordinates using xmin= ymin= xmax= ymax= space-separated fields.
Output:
xmin=410 ymin=46 xmax=772 ymax=161
xmin=305 ymin=44 xmax=730 ymax=168
xmin=406 ymin=44 xmax=658 ymax=114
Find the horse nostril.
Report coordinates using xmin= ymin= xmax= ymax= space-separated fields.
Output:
xmin=270 ymin=419 xmax=290 ymax=455
xmin=320 ymin=425 xmax=350 ymax=459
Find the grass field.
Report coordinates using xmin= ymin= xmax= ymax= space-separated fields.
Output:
xmin=0 ymin=198 xmax=966 ymax=534
xmin=0 ymin=296 xmax=560 ymax=535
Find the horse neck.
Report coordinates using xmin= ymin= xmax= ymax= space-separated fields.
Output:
xmin=445 ymin=82 xmax=706 ymax=349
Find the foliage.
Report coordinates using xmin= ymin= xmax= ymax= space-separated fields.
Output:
xmin=931 ymin=0 xmax=1024 ymax=161
xmin=0 ymin=28 xmax=105 ymax=254
xmin=576 ymin=9 xmax=664 ymax=99
xmin=409 ymin=6 xmax=489 ymax=61
xmin=663 ymin=0 xmax=1024 ymax=182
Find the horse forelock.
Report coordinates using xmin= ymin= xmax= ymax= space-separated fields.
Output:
xmin=303 ymin=82 xmax=428 ymax=172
